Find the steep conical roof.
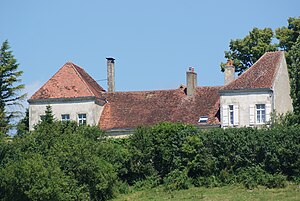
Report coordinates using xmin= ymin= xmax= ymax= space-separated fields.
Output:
xmin=30 ymin=62 xmax=105 ymax=100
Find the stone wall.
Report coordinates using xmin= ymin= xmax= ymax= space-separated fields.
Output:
xmin=29 ymin=99 xmax=103 ymax=130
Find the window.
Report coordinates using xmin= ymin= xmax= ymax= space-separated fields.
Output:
xmin=229 ymin=105 xmax=234 ymax=125
xmin=61 ymin=114 xmax=70 ymax=121
xmin=222 ymin=104 xmax=239 ymax=127
xmin=256 ymin=104 xmax=266 ymax=123
xmin=78 ymin=114 xmax=87 ymax=125
xmin=198 ymin=116 xmax=208 ymax=123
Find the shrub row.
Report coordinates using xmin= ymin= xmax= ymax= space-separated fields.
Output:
xmin=1 ymin=121 xmax=299 ymax=200
xmin=113 ymin=123 xmax=300 ymax=190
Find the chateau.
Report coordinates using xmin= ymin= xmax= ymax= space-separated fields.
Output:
xmin=28 ymin=51 xmax=293 ymax=134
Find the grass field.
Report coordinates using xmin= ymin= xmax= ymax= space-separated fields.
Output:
xmin=111 ymin=184 xmax=299 ymax=201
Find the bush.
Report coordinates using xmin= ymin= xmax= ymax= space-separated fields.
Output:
xmin=163 ymin=169 xmax=192 ymax=191
xmin=133 ymin=174 xmax=160 ymax=190
xmin=1 ymin=120 xmax=118 ymax=201
xmin=264 ymin=173 xmax=287 ymax=188
xmin=126 ymin=123 xmax=299 ymax=190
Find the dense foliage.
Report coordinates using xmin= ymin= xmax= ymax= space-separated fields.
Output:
xmin=220 ymin=28 xmax=277 ymax=75
xmin=124 ymin=123 xmax=300 ymax=190
xmin=0 ymin=109 xmax=117 ymax=201
xmin=1 ymin=107 xmax=300 ymax=200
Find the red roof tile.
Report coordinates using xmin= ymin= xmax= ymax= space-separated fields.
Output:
xmin=223 ymin=51 xmax=283 ymax=90
xmin=29 ymin=62 xmax=105 ymax=100
xmin=99 ymin=86 xmax=221 ymax=130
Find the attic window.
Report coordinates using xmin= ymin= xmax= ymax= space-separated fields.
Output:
xmin=198 ymin=116 xmax=208 ymax=123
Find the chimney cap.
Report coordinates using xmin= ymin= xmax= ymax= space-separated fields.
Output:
xmin=226 ymin=59 xmax=234 ymax=67
xmin=188 ymin=67 xmax=195 ymax=72
xmin=106 ymin=57 xmax=115 ymax=61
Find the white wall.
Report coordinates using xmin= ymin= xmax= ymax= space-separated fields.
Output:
xmin=220 ymin=91 xmax=272 ymax=127
xmin=29 ymin=99 xmax=103 ymax=130
xmin=272 ymin=57 xmax=293 ymax=114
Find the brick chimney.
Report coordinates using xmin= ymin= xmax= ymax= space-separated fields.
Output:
xmin=186 ymin=67 xmax=197 ymax=96
xmin=106 ymin=57 xmax=115 ymax=92
xmin=224 ymin=60 xmax=235 ymax=85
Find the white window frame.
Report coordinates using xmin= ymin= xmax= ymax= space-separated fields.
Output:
xmin=78 ymin=113 xmax=87 ymax=125
xmin=222 ymin=104 xmax=239 ymax=127
xmin=256 ymin=104 xmax=266 ymax=124
xmin=61 ymin=114 xmax=70 ymax=121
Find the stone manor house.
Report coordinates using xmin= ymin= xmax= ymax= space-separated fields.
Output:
xmin=28 ymin=51 xmax=293 ymax=134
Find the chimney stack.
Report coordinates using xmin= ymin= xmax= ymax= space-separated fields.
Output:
xmin=186 ymin=67 xmax=197 ymax=96
xmin=224 ymin=60 xmax=235 ymax=85
xmin=106 ymin=57 xmax=115 ymax=93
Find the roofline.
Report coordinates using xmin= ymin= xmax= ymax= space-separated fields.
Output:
xmin=71 ymin=63 xmax=96 ymax=96
xmin=28 ymin=96 xmax=106 ymax=104
xmin=219 ymin=88 xmax=273 ymax=94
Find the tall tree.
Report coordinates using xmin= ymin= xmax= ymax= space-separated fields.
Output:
xmin=0 ymin=40 xmax=26 ymax=134
xmin=276 ymin=17 xmax=300 ymax=52
xmin=220 ymin=28 xmax=277 ymax=75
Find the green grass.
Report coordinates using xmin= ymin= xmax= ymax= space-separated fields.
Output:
xmin=111 ymin=184 xmax=299 ymax=201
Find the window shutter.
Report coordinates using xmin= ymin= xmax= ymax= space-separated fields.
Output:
xmin=266 ymin=104 xmax=272 ymax=123
xmin=222 ymin=105 xmax=229 ymax=126
xmin=233 ymin=105 xmax=239 ymax=126
xmin=249 ymin=105 xmax=255 ymax=125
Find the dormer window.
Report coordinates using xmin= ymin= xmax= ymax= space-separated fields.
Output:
xmin=198 ymin=116 xmax=208 ymax=123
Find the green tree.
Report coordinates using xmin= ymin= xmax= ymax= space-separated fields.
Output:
xmin=40 ymin=105 xmax=54 ymax=124
xmin=220 ymin=28 xmax=277 ymax=75
xmin=288 ymin=37 xmax=300 ymax=114
xmin=16 ymin=108 xmax=29 ymax=136
xmin=276 ymin=17 xmax=300 ymax=52
xmin=0 ymin=119 xmax=116 ymax=201
xmin=0 ymin=40 xmax=26 ymax=134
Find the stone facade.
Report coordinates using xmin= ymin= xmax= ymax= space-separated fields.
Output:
xmin=28 ymin=98 xmax=104 ymax=130
xmin=220 ymin=90 xmax=272 ymax=127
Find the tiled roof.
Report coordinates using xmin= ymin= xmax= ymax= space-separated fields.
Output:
xmin=99 ymin=86 xmax=221 ymax=130
xmin=29 ymin=62 xmax=105 ymax=100
xmin=222 ymin=51 xmax=283 ymax=90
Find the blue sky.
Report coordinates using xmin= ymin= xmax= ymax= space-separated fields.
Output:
xmin=1 ymin=0 xmax=299 ymax=100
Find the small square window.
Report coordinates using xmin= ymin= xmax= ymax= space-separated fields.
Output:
xmin=78 ymin=114 xmax=87 ymax=125
xmin=198 ymin=116 xmax=208 ymax=123
xmin=61 ymin=114 xmax=70 ymax=121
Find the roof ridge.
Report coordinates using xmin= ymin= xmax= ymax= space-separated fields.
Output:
xmin=105 ymin=88 xmax=182 ymax=94
xmin=70 ymin=63 xmax=95 ymax=96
